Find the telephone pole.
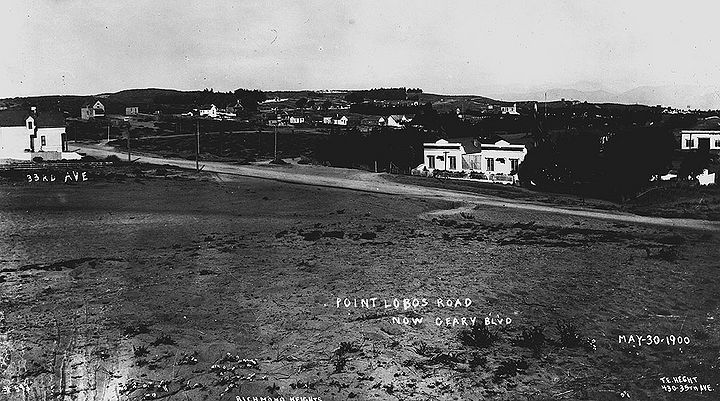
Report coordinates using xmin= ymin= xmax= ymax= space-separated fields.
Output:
xmin=273 ymin=126 xmax=278 ymax=161
xmin=196 ymin=120 xmax=200 ymax=172
xmin=127 ymin=129 xmax=131 ymax=162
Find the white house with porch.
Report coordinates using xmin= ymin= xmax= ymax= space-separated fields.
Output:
xmin=680 ymin=116 xmax=720 ymax=151
xmin=422 ymin=137 xmax=528 ymax=179
xmin=0 ymin=108 xmax=80 ymax=162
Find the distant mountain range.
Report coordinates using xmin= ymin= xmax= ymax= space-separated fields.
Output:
xmin=490 ymin=85 xmax=720 ymax=110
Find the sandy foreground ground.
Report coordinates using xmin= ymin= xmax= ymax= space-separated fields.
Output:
xmin=1 ymin=155 xmax=719 ymax=400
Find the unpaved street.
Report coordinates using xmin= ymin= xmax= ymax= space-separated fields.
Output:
xmin=73 ymin=142 xmax=720 ymax=232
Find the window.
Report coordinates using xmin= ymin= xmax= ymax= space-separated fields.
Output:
xmin=449 ymin=156 xmax=456 ymax=170
xmin=486 ymin=158 xmax=494 ymax=172
xmin=27 ymin=121 xmax=33 ymax=130
xmin=427 ymin=155 xmax=435 ymax=169
xmin=715 ymin=139 xmax=720 ymax=148
xmin=685 ymin=139 xmax=693 ymax=148
xmin=510 ymin=158 xmax=519 ymax=173
xmin=41 ymin=136 xmax=46 ymax=146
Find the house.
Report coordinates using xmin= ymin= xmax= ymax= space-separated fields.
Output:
xmin=500 ymin=104 xmax=519 ymax=115
xmin=423 ymin=137 xmax=528 ymax=177
xmin=268 ymin=112 xmax=290 ymax=127
xmin=289 ymin=115 xmax=305 ymax=125
xmin=225 ymin=100 xmax=244 ymax=114
xmin=198 ymin=104 xmax=218 ymax=118
xmin=322 ymin=116 xmax=333 ymax=125
xmin=386 ymin=114 xmax=414 ymax=128
xmin=80 ymin=100 xmax=105 ymax=120
xmin=333 ymin=116 xmax=348 ymax=126
xmin=0 ymin=107 xmax=80 ymax=161
xmin=680 ymin=116 xmax=720 ymax=152
xmin=125 ymin=107 xmax=139 ymax=116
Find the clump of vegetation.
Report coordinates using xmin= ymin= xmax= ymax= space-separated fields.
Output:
xmin=302 ymin=230 xmax=323 ymax=241
xmin=458 ymin=325 xmax=497 ymax=348
xmin=150 ymin=333 xmax=177 ymax=347
xmin=467 ymin=353 xmax=487 ymax=370
xmin=513 ymin=325 xmax=546 ymax=358
xmin=332 ymin=341 xmax=361 ymax=373
xmin=322 ymin=230 xmax=345 ymax=239
xmin=290 ymin=379 xmax=317 ymax=390
xmin=493 ymin=358 xmax=529 ymax=382
xmin=266 ymin=382 xmax=280 ymax=395
xmin=133 ymin=345 xmax=149 ymax=358
xmin=123 ymin=323 xmax=150 ymax=337
xmin=556 ymin=322 xmax=596 ymax=351
xmin=104 ymin=155 xmax=123 ymax=163
xmin=645 ymin=246 xmax=679 ymax=262
xmin=335 ymin=341 xmax=361 ymax=355
xmin=333 ymin=355 xmax=347 ymax=373
xmin=413 ymin=341 xmax=435 ymax=357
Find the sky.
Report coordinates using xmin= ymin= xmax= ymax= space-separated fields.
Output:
xmin=3 ymin=0 xmax=720 ymax=98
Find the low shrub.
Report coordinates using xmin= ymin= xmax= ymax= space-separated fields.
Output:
xmin=458 ymin=325 xmax=497 ymax=348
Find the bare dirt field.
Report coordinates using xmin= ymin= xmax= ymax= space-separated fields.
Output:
xmin=1 ymin=165 xmax=719 ymax=400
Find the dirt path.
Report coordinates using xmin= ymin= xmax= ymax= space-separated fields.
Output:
xmin=73 ymin=142 xmax=720 ymax=231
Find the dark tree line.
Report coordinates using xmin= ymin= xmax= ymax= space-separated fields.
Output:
xmin=518 ymin=125 xmax=680 ymax=200
xmin=344 ymin=87 xmax=420 ymax=103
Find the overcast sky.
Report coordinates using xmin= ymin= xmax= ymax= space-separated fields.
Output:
xmin=2 ymin=0 xmax=720 ymax=97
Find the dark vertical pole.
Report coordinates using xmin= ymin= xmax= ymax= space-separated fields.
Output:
xmin=127 ymin=130 xmax=131 ymax=162
xmin=274 ymin=126 xmax=277 ymax=161
xmin=196 ymin=120 xmax=200 ymax=172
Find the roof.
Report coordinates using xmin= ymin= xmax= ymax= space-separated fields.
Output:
xmin=82 ymin=100 xmax=104 ymax=108
xmin=0 ymin=109 xmax=65 ymax=128
xmin=447 ymin=134 xmax=533 ymax=153
xmin=683 ymin=116 xmax=720 ymax=131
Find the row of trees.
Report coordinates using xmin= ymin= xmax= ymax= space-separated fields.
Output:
xmin=344 ymin=87 xmax=421 ymax=103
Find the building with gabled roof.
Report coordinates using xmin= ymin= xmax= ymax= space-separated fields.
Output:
xmin=198 ymin=104 xmax=218 ymax=118
xmin=0 ymin=107 xmax=80 ymax=161
xmin=422 ymin=135 xmax=529 ymax=180
xmin=386 ymin=114 xmax=415 ymax=128
xmin=81 ymin=100 xmax=105 ymax=120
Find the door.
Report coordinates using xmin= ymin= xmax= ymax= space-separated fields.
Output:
xmin=698 ymin=138 xmax=711 ymax=152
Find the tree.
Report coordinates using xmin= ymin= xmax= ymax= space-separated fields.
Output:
xmin=296 ymin=98 xmax=308 ymax=109
xmin=234 ymin=89 xmax=266 ymax=112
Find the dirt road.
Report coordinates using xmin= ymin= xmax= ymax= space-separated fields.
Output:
xmin=73 ymin=141 xmax=720 ymax=231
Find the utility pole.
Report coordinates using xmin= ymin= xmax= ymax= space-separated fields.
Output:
xmin=274 ymin=125 xmax=278 ymax=161
xmin=127 ymin=129 xmax=131 ymax=162
xmin=107 ymin=125 xmax=110 ymax=142
xmin=196 ymin=120 xmax=200 ymax=172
